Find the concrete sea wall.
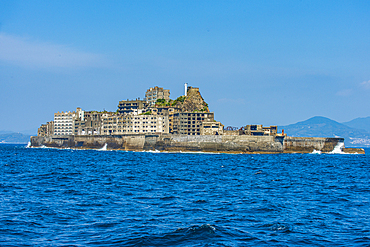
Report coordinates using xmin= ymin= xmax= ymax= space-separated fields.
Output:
xmin=152 ymin=135 xmax=285 ymax=153
xmin=31 ymin=134 xmax=284 ymax=153
xmin=283 ymin=137 xmax=343 ymax=153
xmin=29 ymin=134 xmax=361 ymax=154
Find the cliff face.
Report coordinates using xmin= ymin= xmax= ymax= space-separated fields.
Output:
xmin=176 ymin=88 xmax=209 ymax=113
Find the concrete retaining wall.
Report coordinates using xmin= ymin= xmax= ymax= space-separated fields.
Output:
xmin=31 ymin=135 xmax=145 ymax=151
xmin=31 ymin=134 xmax=348 ymax=153
xmin=283 ymin=137 xmax=343 ymax=153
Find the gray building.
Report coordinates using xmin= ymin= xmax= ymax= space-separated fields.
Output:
xmin=173 ymin=112 xmax=215 ymax=135
xmin=74 ymin=111 xmax=104 ymax=135
xmin=37 ymin=121 xmax=54 ymax=137
xmin=117 ymin=99 xmax=148 ymax=114
xmin=145 ymin=86 xmax=170 ymax=105
xmin=244 ymin=125 xmax=278 ymax=136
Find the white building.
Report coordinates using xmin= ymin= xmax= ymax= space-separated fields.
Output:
xmin=101 ymin=113 xmax=169 ymax=135
xmin=53 ymin=108 xmax=84 ymax=136
xmin=53 ymin=112 xmax=75 ymax=135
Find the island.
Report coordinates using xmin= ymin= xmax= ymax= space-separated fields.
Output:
xmin=31 ymin=84 xmax=365 ymax=154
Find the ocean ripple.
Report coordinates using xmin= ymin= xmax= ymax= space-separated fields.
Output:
xmin=0 ymin=145 xmax=369 ymax=246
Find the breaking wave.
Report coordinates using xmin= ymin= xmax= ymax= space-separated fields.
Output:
xmin=98 ymin=143 xmax=107 ymax=151
xmin=328 ymin=142 xmax=345 ymax=154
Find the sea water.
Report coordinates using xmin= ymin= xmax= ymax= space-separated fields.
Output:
xmin=1 ymin=144 xmax=370 ymax=246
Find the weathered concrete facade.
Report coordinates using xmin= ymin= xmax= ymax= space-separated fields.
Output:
xmin=244 ymin=125 xmax=278 ymax=136
xmin=74 ymin=111 xmax=103 ymax=135
xmin=200 ymin=121 xmax=224 ymax=135
xmin=145 ymin=86 xmax=170 ymax=105
xmin=37 ymin=121 xmax=54 ymax=137
xmin=117 ymin=99 xmax=148 ymax=115
xmin=100 ymin=114 xmax=169 ymax=135
xmin=30 ymin=134 xmax=361 ymax=154
xmin=172 ymin=112 xmax=215 ymax=135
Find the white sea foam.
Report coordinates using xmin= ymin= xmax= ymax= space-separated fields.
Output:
xmin=26 ymin=141 xmax=31 ymax=148
xmin=98 ymin=143 xmax=107 ymax=151
xmin=328 ymin=142 xmax=345 ymax=154
xmin=311 ymin=149 xmax=321 ymax=154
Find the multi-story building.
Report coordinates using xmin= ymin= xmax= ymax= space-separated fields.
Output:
xmin=117 ymin=99 xmax=148 ymax=114
xmin=53 ymin=108 xmax=83 ymax=135
xmin=37 ymin=121 xmax=54 ymax=137
xmin=262 ymin=126 xmax=278 ymax=136
xmin=74 ymin=111 xmax=103 ymax=135
xmin=101 ymin=113 xmax=169 ymax=135
xmin=41 ymin=85 xmax=226 ymax=137
xmin=101 ymin=113 xmax=126 ymax=135
xmin=244 ymin=125 xmax=278 ymax=136
xmin=172 ymin=112 xmax=215 ymax=135
xmin=145 ymin=86 xmax=170 ymax=105
xmin=200 ymin=121 xmax=224 ymax=135
xmin=150 ymin=107 xmax=180 ymax=133
xmin=37 ymin=124 xmax=47 ymax=137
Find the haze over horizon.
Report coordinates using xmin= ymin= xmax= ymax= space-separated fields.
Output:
xmin=1 ymin=0 xmax=370 ymax=132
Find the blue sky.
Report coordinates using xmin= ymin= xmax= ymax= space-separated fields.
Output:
xmin=1 ymin=0 xmax=370 ymax=133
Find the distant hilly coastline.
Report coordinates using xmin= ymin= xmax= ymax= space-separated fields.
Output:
xmin=342 ymin=116 xmax=370 ymax=131
xmin=0 ymin=133 xmax=32 ymax=144
xmin=279 ymin=116 xmax=370 ymax=147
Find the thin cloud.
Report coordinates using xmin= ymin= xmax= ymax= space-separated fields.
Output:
xmin=360 ymin=80 xmax=370 ymax=89
xmin=0 ymin=33 xmax=106 ymax=69
xmin=336 ymin=89 xmax=352 ymax=97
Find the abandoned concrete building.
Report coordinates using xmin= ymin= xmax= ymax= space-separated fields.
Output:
xmin=38 ymin=84 xmax=284 ymax=138
xmin=117 ymin=99 xmax=148 ymax=114
xmin=244 ymin=125 xmax=278 ymax=136
xmin=172 ymin=112 xmax=215 ymax=135
xmin=74 ymin=111 xmax=103 ymax=136
xmin=101 ymin=113 xmax=169 ymax=135
xmin=37 ymin=121 xmax=54 ymax=137
xmin=145 ymin=86 xmax=170 ymax=105
xmin=200 ymin=121 xmax=224 ymax=135
xmin=53 ymin=109 xmax=83 ymax=136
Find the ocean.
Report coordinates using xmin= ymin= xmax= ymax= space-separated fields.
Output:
xmin=1 ymin=144 xmax=369 ymax=246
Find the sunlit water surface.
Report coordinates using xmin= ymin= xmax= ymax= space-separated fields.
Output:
xmin=1 ymin=145 xmax=370 ymax=246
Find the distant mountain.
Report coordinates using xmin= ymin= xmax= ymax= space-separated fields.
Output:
xmin=279 ymin=116 xmax=370 ymax=147
xmin=342 ymin=116 xmax=370 ymax=132
xmin=0 ymin=133 xmax=31 ymax=144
